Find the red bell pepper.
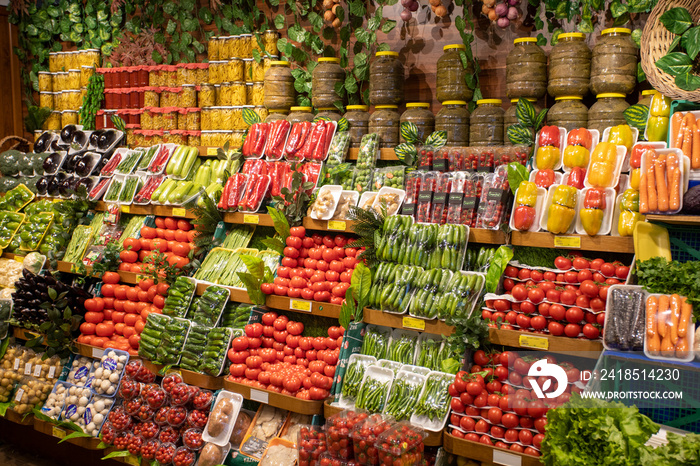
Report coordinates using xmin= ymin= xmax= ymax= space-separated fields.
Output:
xmin=630 ymin=144 xmax=654 ymax=170
xmin=567 ymin=166 xmax=586 ymax=189
xmin=567 ymin=128 xmax=592 ymax=150
xmin=534 ymin=169 xmax=555 ymax=188
xmin=513 ymin=205 xmax=536 ymax=231
xmin=583 ymin=188 xmax=606 ymax=210
xmin=539 ymin=126 xmax=561 ymax=148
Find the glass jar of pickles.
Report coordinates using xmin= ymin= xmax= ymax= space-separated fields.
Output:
xmin=48 ymin=53 xmax=59 ymax=73
xmin=588 ymin=93 xmax=629 ymax=133
xmin=227 ymin=59 xmax=244 ymax=82
xmin=45 ymin=112 xmax=61 ymax=130
xmin=264 ymin=61 xmax=295 ymax=110
xmin=369 ymin=105 xmax=400 ymax=148
xmin=208 ymin=61 xmax=223 ymax=84
xmin=220 ymin=36 xmax=233 ymax=60
xmin=141 ymin=109 xmax=153 ymax=130
xmin=148 ymin=67 xmax=161 ymax=87
xmin=287 ymin=106 xmax=315 ymax=124
xmin=66 ymin=52 xmax=79 ymax=71
xmin=251 ymin=59 xmax=264 ymax=82
xmin=180 ymin=85 xmax=197 ymax=107
xmin=344 ymin=105 xmax=370 ymax=147
xmin=263 ymin=30 xmax=279 ymax=55
xmin=218 ymin=83 xmax=231 ymax=106
xmin=66 ymin=90 xmax=81 ymax=110
xmin=234 ymin=106 xmax=248 ymax=130
xmin=312 ymin=57 xmax=345 ymax=108
xmin=176 ymin=64 xmax=191 ymax=85
xmin=254 ymin=106 xmax=268 ymax=121
xmin=435 ymin=101 xmax=470 ymax=146
xmin=436 ymin=44 xmax=474 ymax=103
xmin=369 ymin=51 xmax=404 ymax=105
xmin=38 ymin=71 xmax=52 ymax=92
xmin=547 ymin=96 xmax=589 ymax=132
xmin=150 ymin=109 xmax=164 ymax=129
xmin=61 ymin=110 xmax=79 ymax=127
xmin=590 ymin=28 xmax=637 ymax=95
xmin=144 ymin=88 xmax=160 ymax=107
xmin=39 ymin=92 xmax=53 ymax=109
xmin=400 ymin=103 xmax=435 ymax=143
xmin=230 ymin=82 xmax=246 ymax=105
xmin=247 ymin=82 xmax=264 ymax=106
xmin=208 ymin=37 xmax=221 ymax=61
xmin=243 ymin=59 xmax=254 ymax=83
xmin=506 ymin=38 xmax=547 ymax=99
xmin=239 ymin=34 xmax=253 ymax=58
xmin=67 ymin=69 xmax=80 ymax=89
xmin=164 ymin=65 xmax=178 ymax=87
xmin=201 ymin=131 xmax=217 ymax=147
xmin=469 ymin=99 xmax=504 ymax=146
xmin=195 ymin=63 xmax=209 ymax=84
xmin=264 ymin=110 xmax=288 ymax=123
xmin=80 ymin=66 xmax=95 ymax=88
xmin=54 ymin=72 xmax=68 ymax=92
xmin=81 ymin=49 xmax=100 ymax=68
xmin=186 ymin=110 xmax=200 ymax=131
xmin=201 ymin=108 xmax=212 ymax=130
xmin=548 ymin=32 xmax=591 ymax=98
xmin=177 ymin=110 xmax=188 ymax=130
xmin=167 ymin=131 xmax=187 ymax=145
xmin=162 ymin=110 xmax=177 ymax=130
xmin=198 ymin=84 xmax=215 ymax=108
xmin=316 ymin=107 xmax=342 ymax=121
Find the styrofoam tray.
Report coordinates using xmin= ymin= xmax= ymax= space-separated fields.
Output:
xmin=387 ymin=328 xmax=420 ymax=366
xmin=575 ymin=187 xmax=616 ymax=236
xmin=583 ymin=144 xmax=626 ymax=189
xmin=626 ymin=141 xmax=667 ymax=173
xmin=358 ymin=191 xmax=378 ymax=210
xmin=372 ymin=186 xmax=406 ymax=216
xmin=639 ymin=148 xmax=687 ymax=215
xmin=602 ymin=125 xmax=639 ymax=158
xmin=331 ymin=190 xmax=359 ymax=220
xmin=528 ymin=169 xmax=562 ymax=187
xmin=337 ymin=354 xmax=377 ymax=409
xmin=114 ymin=149 xmax=145 ymax=176
xmin=410 ymin=371 xmax=454 ymax=432
xmin=644 ymin=293 xmax=695 ymax=363
xmin=42 ymin=151 xmax=68 ymax=176
xmin=561 ymin=128 xmax=600 ymax=173
xmin=356 ymin=365 xmax=394 ymax=412
xmin=533 ymin=126 xmax=567 ymax=171
xmin=539 ymin=184 xmax=580 ymax=235
xmin=668 ymin=110 xmax=700 ymax=150
xmin=509 ymin=185 xmax=546 ymax=232
xmin=201 ymin=390 xmax=244 ymax=447
xmin=310 ymin=185 xmax=342 ymax=220
xmin=399 ymin=364 xmax=432 ymax=377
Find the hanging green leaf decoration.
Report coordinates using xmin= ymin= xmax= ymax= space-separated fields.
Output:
xmin=400 ymin=122 xmax=421 ymax=145
xmin=424 ymin=131 xmax=447 ymax=149
xmin=242 ymin=107 xmax=261 ymax=127
xmin=394 ymin=143 xmax=418 ymax=167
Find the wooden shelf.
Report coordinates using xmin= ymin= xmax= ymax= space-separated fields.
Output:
xmin=443 ymin=432 xmax=542 ymax=465
xmin=94 ymin=201 xmax=195 ymax=219
xmin=223 ymin=378 xmax=324 ymax=415
xmin=470 ymin=228 xmax=506 ymax=244
xmin=141 ymin=360 xmax=223 ymax=390
xmin=363 ymin=308 xmax=455 ymax=335
xmin=195 ymin=282 xmax=252 ymax=304
xmin=72 ymin=341 xmax=141 ymax=360
xmin=265 ymin=295 xmax=341 ymax=319
xmin=57 ymin=261 xmax=140 ymax=285
xmin=33 ymin=417 xmax=103 ymax=450
xmin=488 ymin=327 xmax=603 ymax=358
xmin=347 ymin=148 xmax=398 ymax=161
xmin=13 ymin=327 xmax=44 ymax=342
xmin=3 ymin=408 xmax=33 ymax=425
xmin=646 ymin=214 xmax=700 ymax=225
xmin=303 ymin=217 xmax=357 ymax=233
xmin=222 ymin=211 xmax=275 ymax=226
xmin=510 ymin=231 xmax=635 ymax=253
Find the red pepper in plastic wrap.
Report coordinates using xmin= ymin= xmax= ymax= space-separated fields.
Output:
xmin=219 ymin=173 xmax=247 ymax=210
xmin=567 ymin=166 xmax=586 ymax=189
xmin=242 ymin=159 xmax=269 ymax=176
xmin=301 ymin=162 xmax=322 ymax=189
xmin=285 ymin=121 xmax=312 ymax=161
xmin=267 ymin=161 xmax=291 ymax=197
xmin=264 ymin=120 xmax=291 ymax=160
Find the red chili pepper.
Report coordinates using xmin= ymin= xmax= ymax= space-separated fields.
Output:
xmin=253 ymin=123 xmax=269 ymax=156
xmin=285 ymin=123 xmax=303 ymax=157
xmin=312 ymin=122 xmax=328 ymax=161
xmin=242 ymin=126 xmax=255 ymax=158
xmin=321 ymin=122 xmax=335 ymax=157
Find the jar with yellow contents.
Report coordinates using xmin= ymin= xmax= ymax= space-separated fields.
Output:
xmin=208 ymin=61 xmax=222 ymax=85
xmin=239 ymin=34 xmax=253 ymax=58
xmin=66 ymin=52 xmax=79 ymax=71
xmin=188 ymin=133 xmax=201 ymax=146
xmin=247 ymin=82 xmax=264 ymax=106
xmin=61 ymin=110 xmax=79 ymax=127
xmin=38 ymin=72 xmax=52 ymax=92
xmin=201 ymin=108 xmax=213 ymax=130
xmin=67 ymin=69 xmax=81 ymax=90
xmin=227 ymin=58 xmax=244 ymax=82
xmin=167 ymin=131 xmax=187 ymax=145
xmin=162 ymin=110 xmax=177 ymax=130
xmin=243 ymin=59 xmax=254 ymax=83
xmin=186 ymin=110 xmax=201 ymax=131
xmin=225 ymin=36 xmax=237 ymax=59
xmin=230 ymin=82 xmax=246 ymax=105
xmin=54 ymin=72 xmax=68 ymax=92
xmin=254 ymin=106 xmax=268 ymax=121
xmin=39 ymin=92 xmax=53 ymax=109
xmin=164 ymin=65 xmax=178 ymax=87
xmin=149 ymin=67 xmax=161 ymax=87
xmin=201 ymin=131 xmax=217 ymax=147
xmin=141 ymin=109 xmax=153 ymax=130
xmin=80 ymin=66 xmax=95 ymax=88
xmin=144 ymin=88 xmax=160 ymax=107
xmin=251 ymin=59 xmax=265 ymax=82
xmin=126 ymin=129 xmax=136 ymax=147
xmin=66 ymin=90 xmax=81 ymax=110
xmin=218 ymin=107 xmax=232 ymax=130
xmin=180 ymin=85 xmax=197 ymax=107
xmin=208 ymin=37 xmax=221 ymax=61
xmin=232 ymin=106 xmax=246 ymax=130
xmin=232 ymin=130 xmax=245 ymax=148
xmin=81 ymin=49 xmax=100 ymax=68
xmin=199 ymin=84 xmax=216 ymax=107
xmin=195 ymin=63 xmax=209 ymax=84
xmin=177 ymin=110 xmax=188 ymax=130
xmin=150 ymin=109 xmax=164 ymax=129
xmin=176 ymin=64 xmax=189 ymax=85
xmin=48 ymin=53 xmax=59 ymax=73
xmin=133 ymin=131 xmax=145 ymax=147
xmin=262 ymin=30 xmax=279 ymax=55
xmin=45 ymin=112 xmax=61 ymax=130
xmin=218 ymin=83 xmax=232 ymax=106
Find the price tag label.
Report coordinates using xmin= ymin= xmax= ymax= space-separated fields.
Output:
xmin=13 ymin=358 xmax=20 ymax=370
xmin=519 ymin=334 xmax=549 ymax=350
xmin=120 ymin=205 xmax=130 ymax=214
xmin=48 ymin=366 xmax=56 ymax=379
xmin=14 ymin=388 xmax=24 ymax=402
xmin=402 ymin=316 xmax=426 ymax=331
xmin=243 ymin=214 xmax=259 ymax=224
xmin=14 ymin=256 xmax=24 ymax=264
xmin=206 ymin=147 xmax=218 ymax=156
xmin=250 ymin=389 xmax=269 ymax=404
xmin=554 ymin=235 xmax=581 ymax=249
xmin=493 ymin=450 xmax=522 ymax=466
xmin=290 ymin=299 xmax=312 ymax=312
xmin=171 ymin=207 xmax=187 ymax=217
xmin=91 ymin=347 xmax=104 ymax=359
xmin=24 ymin=362 xmax=32 ymax=375
xmin=33 ymin=365 xmax=42 ymax=377
xmin=327 ymin=220 xmax=346 ymax=231
xmin=124 ymin=455 xmax=140 ymax=466
xmin=52 ymin=426 xmax=66 ymax=439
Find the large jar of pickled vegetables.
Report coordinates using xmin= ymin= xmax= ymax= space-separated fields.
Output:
xmin=39 ymin=92 xmax=53 ymax=109
xmin=239 ymin=34 xmax=253 ymax=58
xmin=344 ymin=105 xmax=370 ymax=147
xmin=224 ymin=58 xmax=242 ymax=83
xmin=369 ymin=105 xmax=400 ymax=148
xmin=469 ymin=99 xmax=504 ymax=146
xmin=312 ymin=57 xmax=345 ymax=109
xmin=435 ymin=101 xmax=470 ymax=146
xmin=264 ymin=110 xmax=288 ymax=123
xmin=436 ymin=44 xmax=474 ymax=103
xmin=61 ymin=110 xmax=79 ymax=127
xmin=177 ymin=110 xmax=188 ymax=130
xmin=588 ymin=93 xmax=629 ymax=133
xmin=247 ymin=82 xmax=264 ymax=106
xmin=186 ymin=110 xmax=201 ymax=131
xmin=230 ymin=82 xmax=246 ymax=106
xmin=504 ymin=98 xmax=542 ymax=144
xmin=547 ymin=96 xmax=589 ymax=132
xmin=208 ymin=37 xmax=221 ymax=61
xmin=221 ymin=36 xmax=233 ymax=60
xmin=369 ymin=51 xmax=404 ymax=106
xmin=187 ymin=132 xmax=201 ymax=147
xmin=548 ymin=33 xmax=591 ymax=97
xmin=38 ymin=71 xmax=52 ymax=92
xmin=316 ymin=108 xmax=342 ymax=121
xmin=506 ymin=38 xmax=547 ymax=99
xmin=199 ymin=84 xmax=215 ymax=107
xmin=80 ymin=66 xmax=95 ymax=88
xmin=162 ymin=109 xmax=177 ymax=131
xmin=400 ymin=103 xmax=435 ymax=143
xmin=264 ymin=61 xmax=295 ymax=110
xmin=637 ymin=89 xmax=655 ymax=108
xmin=287 ymin=106 xmax=314 ymax=124
xmin=590 ymin=28 xmax=637 ymax=95
xmin=180 ymin=85 xmax=197 ymax=107
xmin=45 ymin=112 xmax=61 ymax=130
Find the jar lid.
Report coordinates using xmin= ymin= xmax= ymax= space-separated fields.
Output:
xmin=270 ymin=61 xmax=290 ymax=66
xmin=290 ymin=106 xmax=313 ymax=111
xmin=510 ymin=98 xmax=536 ymax=103
xmin=318 ymin=57 xmax=340 ymax=63
xmin=375 ymin=105 xmax=398 ymax=109
xmin=554 ymin=96 xmax=584 ymax=101
xmin=477 ymin=99 xmax=502 ymax=105
xmin=80 ymin=65 xmax=95 ymax=69
xmin=375 ymin=51 xmax=398 ymax=57
xmin=240 ymin=33 xmax=252 ymax=37
xmin=347 ymin=105 xmax=369 ymax=110
xmin=559 ymin=32 xmax=585 ymax=40
xmin=242 ymin=58 xmax=254 ymax=62
xmin=38 ymin=71 xmax=51 ymax=74
xmin=317 ymin=108 xmax=337 ymax=111
xmin=596 ymin=93 xmax=626 ymax=98
xmin=406 ymin=103 xmax=430 ymax=108
xmin=514 ymin=37 xmax=537 ymax=44
xmin=269 ymin=109 xmax=289 ymax=113
xmin=601 ymin=27 xmax=631 ymax=35
xmin=61 ymin=110 xmax=78 ymax=114
xmin=641 ymin=90 xmax=656 ymax=96
xmin=229 ymin=57 xmax=243 ymax=62
xmin=443 ymin=44 xmax=466 ymax=51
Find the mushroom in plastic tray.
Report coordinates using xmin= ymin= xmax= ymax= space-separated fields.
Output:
xmin=91 ymin=349 xmax=129 ymax=396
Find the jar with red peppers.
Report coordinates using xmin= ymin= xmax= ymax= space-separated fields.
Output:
xmin=369 ymin=105 xmax=400 ymax=148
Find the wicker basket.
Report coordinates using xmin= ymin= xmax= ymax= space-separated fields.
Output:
xmin=641 ymin=0 xmax=700 ymax=102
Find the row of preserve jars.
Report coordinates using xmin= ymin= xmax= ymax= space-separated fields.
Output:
xmin=506 ymin=29 xmax=637 ymax=100
xmin=207 ymin=31 xmax=279 ymax=61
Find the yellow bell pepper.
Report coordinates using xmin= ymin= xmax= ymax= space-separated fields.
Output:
xmin=563 ymin=145 xmax=590 ymax=169
xmin=547 ymin=204 xmax=576 ymax=234
xmin=630 ymin=167 xmax=640 ymax=190
xmin=551 ymin=185 xmax=578 ymax=209
xmin=535 ymin=145 xmax=561 ymax=170
xmin=618 ymin=210 xmax=644 ymax=236
xmin=580 ymin=208 xmax=605 ymax=236
xmin=587 ymin=141 xmax=618 ymax=187
xmin=647 ymin=92 xmax=671 ymax=142
xmin=515 ymin=181 xmax=538 ymax=207
xmin=620 ymin=189 xmax=640 ymax=211
xmin=607 ymin=125 xmax=634 ymax=153
xmin=650 ymin=91 xmax=671 ymax=117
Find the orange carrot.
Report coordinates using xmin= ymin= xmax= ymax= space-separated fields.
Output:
xmin=693 ymin=122 xmax=700 ymax=169
xmin=676 ymin=335 xmax=690 ymax=359
xmin=667 ymin=153 xmax=681 ymax=211
xmin=669 ymin=294 xmax=681 ymax=345
xmin=671 ymin=112 xmax=684 ymax=147
xmin=682 ymin=126 xmax=693 ymax=158
xmin=657 ymin=294 xmax=669 ymax=338
xmin=646 ymin=150 xmax=658 ymax=212
xmin=646 ymin=296 xmax=658 ymax=338
xmin=639 ymin=171 xmax=649 ymax=214
xmin=661 ymin=332 xmax=674 ymax=357
xmin=655 ymin=153 xmax=668 ymax=211
xmin=684 ymin=112 xmax=696 ymax=130
xmin=678 ymin=297 xmax=692 ymax=338
xmin=675 ymin=114 xmax=687 ymax=148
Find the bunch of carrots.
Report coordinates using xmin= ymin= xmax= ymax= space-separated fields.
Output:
xmin=646 ymin=294 xmax=692 ymax=359
xmin=639 ymin=148 xmax=681 ymax=213
xmin=671 ymin=111 xmax=700 ymax=169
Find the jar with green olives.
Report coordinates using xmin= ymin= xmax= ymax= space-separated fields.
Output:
xmin=264 ymin=61 xmax=295 ymax=110
xmin=590 ymin=28 xmax=637 ymax=95
xmin=344 ymin=105 xmax=370 ymax=147
xmin=436 ymin=44 xmax=474 ymax=103
xmin=312 ymin=57 xmax=345 ymax=108
xmin=506 ymin=38 xmax=547 ymax=99
xmin=369 ymin=51 xmax=404 ymax=106
xmin=435 ymin=101 xmax=470 ymax=146
xmin=588 ymin=93 xmax=629 ymax=133
xmin=547 ymin=96 xmax=589 ymax=132
xmin=548 ymin=33 xmax=591 ymax=98
xmin=504 ymin=98 xmax=540 ymax=144
xmin=469 ymin=99 xmax=504 ymax=146
xmin=287 ymin=106 xmax=314 ymax=124
xmin=369 ymin=105 xmax=400 ymax=148
xmin=400 ymin=103 xmax=435 ymax=143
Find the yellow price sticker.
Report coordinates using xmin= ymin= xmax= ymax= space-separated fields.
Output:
xmin=14 ymin=256 xmax=24 ymax=263
xmin=402 ymin=316 xmax=426 ymax=331
xmin=123 ymin=455 xmax=140 ymax=466
xmin=171 ymin=207 xmax=187 ymax=217
xmin=206 ymin=147 xmax=219 ymax=156
xmin=243 ymin=214 xmax=259 ymax=224
xmin=121 ymin=205 xmax=130 ymax=214
xmin=553 ymin=236 xmax=581 ymax=249
xmin=518 ymin=334 xmax=549 ymax=350
xmin=52 ymin=426 xmax=66 ymax=439
xmin=290 ymin=299 xmax=312 ymax=312
xmin=327 ymin=220 xmax=347 ymax=231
